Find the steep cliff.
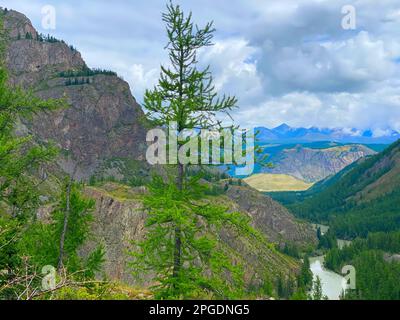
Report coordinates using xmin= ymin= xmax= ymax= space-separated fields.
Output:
xmin=226 ymin=185 xmax=314 ymax=245
xmin=81 ymin=183 xmax=306 ymax=287
xmin=4 ymin=10 xmax=147 ymax=179
xmin=266 ymin=144 xmax=376 ymax=183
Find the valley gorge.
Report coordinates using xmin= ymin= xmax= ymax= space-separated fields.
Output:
xmin=1 ymin=9 xmax=316 ymax=293
xmin=2 ymin=3 xmax=399 ymax=303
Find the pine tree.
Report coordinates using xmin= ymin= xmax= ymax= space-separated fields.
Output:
xmin=130 ymin=176 xmax=260 ymax=299
xmin=0 ymin=14 xmax=64 ymax=216
xmin=298 ymin=257 xmax=313 ymax=290
xmin=130 ymin=2 xmax=261 ymax=299
xmin=308 ymin=276 xmax=328 ymax=300
xmin=17 ymin=182 xmax=104 ymax=277
xmin=0 ymin=12 xmax=67 ymax=297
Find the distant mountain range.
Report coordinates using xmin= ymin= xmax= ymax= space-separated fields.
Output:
xmin=228 ymin=141 xmax=376 ymax=181
xmin=255 ymin=124 xmax=400 ymax=144
xmin=260 ymin=142 xmax=376 ymax=182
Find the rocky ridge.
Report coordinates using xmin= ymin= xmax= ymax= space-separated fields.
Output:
xmin=266 ymin=144 xmax=376 ymax=182
xmin=4 ymin=10 xmax=147 ymax=179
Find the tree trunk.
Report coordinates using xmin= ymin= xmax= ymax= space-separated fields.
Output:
xmin=57 ymin=177 xmax=72 ymax=271
xmin=172 ymin=163 xmax=184 ymax=278
xmin=172 ymin=42 xmax=185 ymax=281
xmin=173 ymin=226 xmax=182 ymax=278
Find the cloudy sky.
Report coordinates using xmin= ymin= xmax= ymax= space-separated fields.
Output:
xmin=2 ymin=0 xmax=400 ymax=134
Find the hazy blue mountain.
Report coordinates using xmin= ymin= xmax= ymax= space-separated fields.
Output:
xmin=255 ymin=124 xmax=400 ymax=144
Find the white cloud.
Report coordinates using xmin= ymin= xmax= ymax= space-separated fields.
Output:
xmin=199 ymin=38 xmax=264 ymax=106
xmin=126 ymin=64 xmax=159 ymax=100
xmin=2 ymin=0 xmax=400 ymax=134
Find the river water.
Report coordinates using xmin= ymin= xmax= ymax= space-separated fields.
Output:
xmin=309 ymin=256 xmax=348 ymax=300
xmin=308 ymin=224 xmax=352 ymax=299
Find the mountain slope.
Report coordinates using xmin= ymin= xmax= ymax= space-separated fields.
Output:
xmin=290 ymin=139 xmax=400 ymax=237
xmin=263 ymin=143 xmax=376 ymax=182
xmin=80 ymin=183 xmax=313 ymax=286
xmin=4 ymin=10 xmax=147 ymax=180
xmin=226 ymin=185 xmax=315 ymax=245
xmin=229 ymin=141 xmax=376 ymax=183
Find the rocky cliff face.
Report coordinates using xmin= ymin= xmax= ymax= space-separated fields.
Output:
xmin=81 ymin=183 xmax=306 ymax=287
xmin=4 ymin=10 xmax=147 ymax=179
xmin=5 ymin=12 xmax=84 ymax=76
xmin=82 ymin=184 xmax=148 ymax=284
xmin=266 ymin=144 xmax=376 ymax=182
xmin=226 ymin=185 xmax=315 ymax=246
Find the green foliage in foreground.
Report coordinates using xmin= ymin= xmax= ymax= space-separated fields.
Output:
xmin=0 ymin=12 xmax=103 ymax=299
xmin=17 ymin=183 xmax=104 ymax=277
xmin=132 ymin=2 xmax=253 ymax=300
xmin=0 ymin=184 xmax=104 ymax=299
xmin=0 ymin=12 xmax=63 ymax=218
xmin=130 ymin=176 xmax=263 ymax=299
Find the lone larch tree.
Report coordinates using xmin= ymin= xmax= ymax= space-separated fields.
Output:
xmin=131 ymin=2 xmax=262 ymax=299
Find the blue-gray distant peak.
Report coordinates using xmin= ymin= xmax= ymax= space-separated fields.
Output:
xmin=255 ymin=124 xmax=399 ymax=145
